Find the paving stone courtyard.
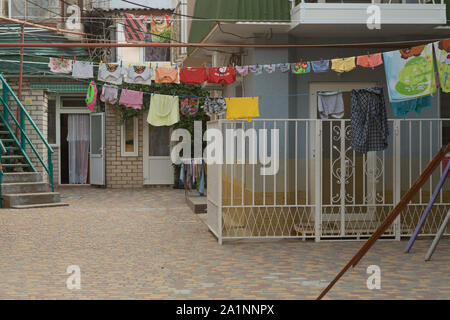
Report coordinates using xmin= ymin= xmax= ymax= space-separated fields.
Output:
xmin=0 ymin=187 xmax=448 ymax=299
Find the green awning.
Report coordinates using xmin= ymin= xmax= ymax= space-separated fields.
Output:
xmin=189 ymin=0 xmax=291 ymax=53
xmin=29 ymin=83 xmax=89 ymax=93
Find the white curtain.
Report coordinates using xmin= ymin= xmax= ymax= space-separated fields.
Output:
xmin=67 ymin=114 xmax=90 ymax=184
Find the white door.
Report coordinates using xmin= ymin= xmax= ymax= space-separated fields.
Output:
xmin=143 ymin=116 xmax=174 ymax=185
xmin=90 ymin=113 xmax=105 ymax=185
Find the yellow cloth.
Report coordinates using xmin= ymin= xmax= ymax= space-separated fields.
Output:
xmin=331 ymin=57 xmax=356 ymax=73
xmin=147 ymin=94 xmax=180 ymax=126
xmin=225 ymin=97 xmax=260 ymax=122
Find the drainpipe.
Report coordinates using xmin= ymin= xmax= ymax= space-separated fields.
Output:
xmin=17 ymin=24 xmax=24 ymax=148
xmin=180 ymin=0 xmax=187 ymax=56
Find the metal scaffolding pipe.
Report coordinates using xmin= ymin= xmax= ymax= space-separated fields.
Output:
xmin=0 ymin=41 xmax=439 ymax=49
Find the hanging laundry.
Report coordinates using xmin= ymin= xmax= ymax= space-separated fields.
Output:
xmin=150 ymin=14 xmax=171 ymax=43
xmin=263 ymin=64 xmax=276 ymax=74
xmin=433 ymin=41 xmax=450 ymax=93
xmin=100 ymin=84 xmax=119 ymax=105
xmin=147 ymin=94 xmax=180 ymax=126
xmin=311 ymin=59 xmax=330 ymax=73
xmin=202 ymin=97 xmax=227 ymax=116
xmin=350 ymin=87 xmax=389 ymax=154
xmin=97 ymin=63 xmax=123 ymax=85
xmin=331 ymin=57 xmax=356 ymax=73
xmin=198 ymin=161 xmax=205 ymax=196
xmin=383 ymin=44 xmax=436 ymax=101
xmin=207 ymin=67 xmax=236 ymax=85
xmin=180 ymin=96 xmax=200 ymax=116
xmin=317 ymin=92 xmax=345 ymax=119
xmin=124 ymin=64 xmax=153 ymax=85
xmin=85 ymin=82 xmax=97 ymax=111
xmin=179 ymin=163 xmax=185 ymax=189
xmin=391 ymin=95 xmax=431 ymax=118
xmin=277 ymin=63 xmax=291 ymax=73
xmin=119 ymin=89 xmax=144 ymax=110
xmin=249 ymin=65 xmax=263 ymax=75
xmin=179 ymin=67 xmax=208 ymax=85
xmin=225 ymin=97 xmax=260 ymax=122
xmin=72 ymin=60 xmax=94 ymax=79
xmin=356 ymin=53 xmax=383 ymax=68
xmin=235 ymin=66 xmax=249 ymax=77
xmin=155 ymin=67 xmax=179 ymax=83
xmin=291 ymin=61 xmax=311 ymax=74
xmin=123 ymin=13 xmax=148 ymax=43
xmin=48 ymin=57 xmax=73 ymax=74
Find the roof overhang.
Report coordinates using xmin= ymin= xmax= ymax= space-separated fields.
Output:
xmin=187 ymin=22 xmax=291 ymax=59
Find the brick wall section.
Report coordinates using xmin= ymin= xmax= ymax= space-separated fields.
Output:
xmin=105 ymin=103 xmax=144 ymax=188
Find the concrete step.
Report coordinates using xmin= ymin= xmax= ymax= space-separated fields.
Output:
xmin=2 ymin=172 xmax=42 ymax=183
xmin=10 ymin=203 xmax=69 ymax=209
xmin=1 ymin=182 xmax=50 ymax=194
xmin=2 ymin=155 xmax=25 ymax=160
xmin=2 ymin=163 xmax=30 ymax=167
xmin=2 ymin=192 xmax=61 ymax=207
xmin=186 ymin=194 xmax=207 ymax=214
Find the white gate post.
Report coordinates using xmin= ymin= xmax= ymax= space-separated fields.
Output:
xmin=393 ymin=120 xmax=401 ymax=240
xmin=218 ymin=120 xmax=223 ymax=245
xmin=314 ymin=120 xmax=322 ymax=242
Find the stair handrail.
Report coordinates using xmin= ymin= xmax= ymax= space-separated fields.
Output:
xmin=0 ymin=139 xmax=6 ymax=154
xmin=0 ymin=74 xmax=54 ymax=191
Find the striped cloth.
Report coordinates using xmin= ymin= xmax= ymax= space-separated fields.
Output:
xmin=123 ymin=13 xmax=148 ymax=43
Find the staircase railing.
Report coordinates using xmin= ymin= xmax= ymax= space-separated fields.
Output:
xmin=0 ymin=74 xmax=54 ymax=191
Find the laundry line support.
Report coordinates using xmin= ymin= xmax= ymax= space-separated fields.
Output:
xmin=404 ymin=159 xmax=450 ymax=253
xmin=425 ymin=209 xmax=450 ymax=261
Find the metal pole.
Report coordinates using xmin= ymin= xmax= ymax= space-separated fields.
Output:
xmin=404 ymin=159 xmax=450 ymax=253
xmin=0 ymin=42 xmax=436 ymax=49
xmin=18 ymin=24 xmax=25 ymax=149
xmin=425 ymin=209 xmax=450 ymax=261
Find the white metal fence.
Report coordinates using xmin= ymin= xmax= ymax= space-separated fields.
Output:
xmin=206 ymin=119 xmax=450 ymax=243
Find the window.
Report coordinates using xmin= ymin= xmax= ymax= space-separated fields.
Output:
xmin=121 ymin=117 xmax=138 ymax=156
xmin=61 ymin=96 xmax=86 ymax=109
xmin=117 ymin=14 xmax=171 ymax=64
xmin=47 ymin=98 xmax=56 ymax=144
xmin=26 ymin=0 xmax=61 ymax=20
xmin=148 ymin=125 xmax=170 ymax=157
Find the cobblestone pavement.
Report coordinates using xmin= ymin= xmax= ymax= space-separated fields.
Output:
xmin=0 ymin=187 xmax=448 ymax=299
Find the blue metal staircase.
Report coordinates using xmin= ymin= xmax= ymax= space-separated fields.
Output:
xmin=0 ymin=74 xmax=66 ymax=209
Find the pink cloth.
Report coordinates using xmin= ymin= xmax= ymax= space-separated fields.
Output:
xmin=235 ymin=66 xmax=249 ymax=77
xmin=119 ymin=89 xmax=143 ymax=110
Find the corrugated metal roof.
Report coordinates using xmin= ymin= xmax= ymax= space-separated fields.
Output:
xmin=0 ymin=24 xmax=88 ymax=75
xmin=189 ymin=0 xmax=291 ymax=45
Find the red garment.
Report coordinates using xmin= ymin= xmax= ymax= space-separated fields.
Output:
xmin=207 ymin=67 xmax=236 ymax=85
xmin=180 ymin=67 xmax=208 ymax=84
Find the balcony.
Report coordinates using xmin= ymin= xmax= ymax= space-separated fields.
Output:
xmin=290 ymin=0 xmax=447 ymax=39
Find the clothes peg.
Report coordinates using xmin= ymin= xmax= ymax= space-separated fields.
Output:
xmin=100 ymin=60 xmax=103 ymax=66
xmin=61 ymin=56 xmax=64 ymax=61
xmin=129 ymin=63 xmax=131 ymax=68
